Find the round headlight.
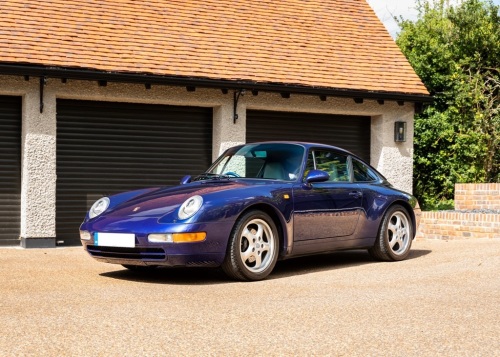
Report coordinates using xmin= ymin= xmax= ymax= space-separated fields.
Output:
xmin=178 ymin=195 xmax=203 ymax=220
xmin=89 ymin=197 xmax=110 ymax=219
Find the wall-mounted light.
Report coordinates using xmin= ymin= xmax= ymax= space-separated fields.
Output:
xmin=394 ymin=121 xmax=407 ymax=142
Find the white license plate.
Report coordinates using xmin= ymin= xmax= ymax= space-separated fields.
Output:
xmin=95 ymin=233 xmax=135 ymax=248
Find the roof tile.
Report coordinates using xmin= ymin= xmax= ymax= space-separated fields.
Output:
xmin=0 ymin=0 xmax=428 ymax=95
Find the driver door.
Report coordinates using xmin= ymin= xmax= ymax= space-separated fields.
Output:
xmin=293 ymin=149 xmax=363 ymax=241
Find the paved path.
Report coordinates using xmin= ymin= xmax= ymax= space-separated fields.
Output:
xmin=1 ymin=239 xmax=499 ymax=356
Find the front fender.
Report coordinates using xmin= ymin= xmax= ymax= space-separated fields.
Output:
xmin=82 ymin=187 xmax=162 ymax=222
xmin=158 ymin=183 xmax=295 ymax=224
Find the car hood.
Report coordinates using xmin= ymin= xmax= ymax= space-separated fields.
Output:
xmin=97 ymin=179 xmax=282 ymax=221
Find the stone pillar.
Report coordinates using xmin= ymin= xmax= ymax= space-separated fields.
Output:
xmin=212 ymin=98 xmax=246 ymax=161
xmin=20 ymin=79 xmax=57 ymax=248
xmin=370 ymin=104 xmax=415 ymax=194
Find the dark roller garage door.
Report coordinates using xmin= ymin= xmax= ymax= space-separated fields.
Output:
xmin=0 ymin=96 xmax=22 ymax=246
xmin=247 ymin=110 xmax=371 ymax=161
xmin=57 ymin=100 xmax=213 ymax=245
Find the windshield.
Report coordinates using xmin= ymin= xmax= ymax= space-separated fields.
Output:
xmin=205 ymin=143 xmax=305 ymax=181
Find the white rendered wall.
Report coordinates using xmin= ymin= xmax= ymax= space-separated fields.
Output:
xmin=0 ymin=75 xmax=414 ymax=242
xmin=0 ymin=76 xmax=57 ymax=239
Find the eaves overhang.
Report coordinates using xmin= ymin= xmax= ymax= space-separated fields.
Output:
xmin=0 ymin=63 xmax=433 ymax=103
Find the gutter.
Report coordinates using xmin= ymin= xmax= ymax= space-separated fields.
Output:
xmin=0 ymin=63 xmax=432 ymax=103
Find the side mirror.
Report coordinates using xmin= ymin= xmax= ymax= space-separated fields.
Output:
xmin=305 ymin=170 xmax=330 ymax=184
xmin=180 ymin=175 xmax=192 ymax=185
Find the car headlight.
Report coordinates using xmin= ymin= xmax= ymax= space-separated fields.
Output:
xmin=178 ymin=195 xmax=203 ymax=220
xmin=80 ymin=230 xmax=91 ymax=240
xmin=89 ymin=197 xmax=110 ymax=219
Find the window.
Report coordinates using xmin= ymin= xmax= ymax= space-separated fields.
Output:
xmin=208 ymin=143 xmax=304 ymax=181
xmin=352 ymin=159 xmax=379 ymax=182
xmin=305 ymin=149 xmax=350 ymax=182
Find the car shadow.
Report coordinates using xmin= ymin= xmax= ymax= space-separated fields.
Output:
xmin=100 ymin=266 xmax=229 ymax=285
xmin=100 ymin=248 xmax=432 ymax=285
xmin=269 ymin=248 xmax=432 ymax=280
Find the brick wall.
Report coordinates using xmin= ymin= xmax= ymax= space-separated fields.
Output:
xmin=416 ymin=183 xmax=500 ymax=239
xmin=416 ymin=211 xmax=500 ymax=239
xmin=455 ymin=183 xmax=500 ymax=210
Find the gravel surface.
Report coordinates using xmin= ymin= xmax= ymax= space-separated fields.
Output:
xmin=0 ymin=239 xmax=499 ymax=357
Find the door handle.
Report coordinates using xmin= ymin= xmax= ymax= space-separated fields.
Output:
xmin=349 ymin=191 xmax=362 ymax=199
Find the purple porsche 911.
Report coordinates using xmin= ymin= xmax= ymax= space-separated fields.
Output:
xmin=80 ymin=142 xmax=421 ymax=281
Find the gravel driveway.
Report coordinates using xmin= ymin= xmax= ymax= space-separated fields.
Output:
xmin=0 ymin=239 xmax=499 ymax=356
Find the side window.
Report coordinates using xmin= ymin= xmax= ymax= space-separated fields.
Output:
xmin=306 ymin=149 xmax=349 ymax=182
xmin=305 ymin=150 xmax=315 ymax=174
xmin=352 ymin=159 xmax=379 ymax=182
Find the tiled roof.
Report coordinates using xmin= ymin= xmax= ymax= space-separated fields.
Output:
xmin=0 ymin=0 xmax=429 ymax=96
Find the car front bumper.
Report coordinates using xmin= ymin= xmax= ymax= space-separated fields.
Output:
xmin=83 ymin=243 xmax=225 ymax=267
xmin=80 ymin=220 xmax=234 ymax=268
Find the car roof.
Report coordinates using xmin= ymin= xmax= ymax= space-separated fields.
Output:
xmin=226 ymin=141 xmax=389 ymax=182
xmin=242 ymin=141 xmax=355 ymax=156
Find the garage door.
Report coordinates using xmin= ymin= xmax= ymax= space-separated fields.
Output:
xmin=247 ymin=110 xmax=371 ymax=161
xmin=0 ymin=96 xmax=22 ymax=246
xmin=57 ymin=100 xmax=213 ymax=245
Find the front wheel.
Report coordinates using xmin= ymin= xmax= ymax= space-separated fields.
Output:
xmin=369 ymin=205 xmax=413 ymax=261
xmin=222 ymin=210 xmax=279 ymax=281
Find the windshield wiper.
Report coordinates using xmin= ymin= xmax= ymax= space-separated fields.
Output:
xmin=194 ymin=173 xmax=231 ymax=181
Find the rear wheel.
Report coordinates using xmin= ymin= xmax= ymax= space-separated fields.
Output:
xmin=222 ymin=210 xmax=279 ymax=281
xmin=369 ymin=205 xmax=413 ymax=261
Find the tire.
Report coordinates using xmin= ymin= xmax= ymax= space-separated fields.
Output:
xmin=222 ymin=210 xmax=279 ymax=281
xmin=368 ymin=205 xmax=413 ymax=261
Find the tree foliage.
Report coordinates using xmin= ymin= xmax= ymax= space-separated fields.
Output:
xmin=396 ymin=0 xmax=500 ymax=210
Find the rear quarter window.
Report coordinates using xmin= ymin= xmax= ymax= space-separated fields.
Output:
xmin=352 ymin=159 xmax=379 ymax=182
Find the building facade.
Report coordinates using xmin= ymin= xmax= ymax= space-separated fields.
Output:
xmin=0 ymin=0 xmax=429 ymax=247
